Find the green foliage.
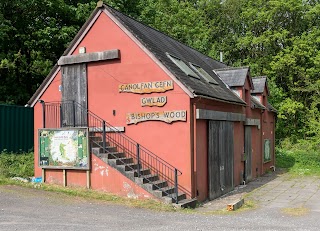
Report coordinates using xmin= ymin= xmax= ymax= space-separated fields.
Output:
xmin=276 ymin=141 xmax=320 ymax=176
xmin=0 ymin=151 xmax=34 ymax=178
xmin=1 ymin=0 xmax=320 ymax=146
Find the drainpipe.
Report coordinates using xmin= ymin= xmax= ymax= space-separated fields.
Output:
xmin=38 ymin=100 xmax=45 ymax=128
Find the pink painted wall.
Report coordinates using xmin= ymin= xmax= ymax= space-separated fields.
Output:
xmin=34 ymin=11 xmax=192 ymax=197
xmin=43 ymin=155 xmax=154 ymax=199
xmin=34 ymin=71 xmax=62 ymax=177
xmin=75 ymin=12 xmax=192 ymax=194
xmin=90 ymin=155 xmax=154 ymax=198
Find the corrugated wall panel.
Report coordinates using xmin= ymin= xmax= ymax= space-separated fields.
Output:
xmin=0 ymin=104 xmax=34 ymax=152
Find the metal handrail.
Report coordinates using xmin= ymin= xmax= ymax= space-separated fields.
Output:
xmin=40 ymin=100 xmax=190 ymax=202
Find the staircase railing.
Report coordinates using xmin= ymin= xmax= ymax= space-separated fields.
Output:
xmin=39 ymin=100 xmax=190 ymax=203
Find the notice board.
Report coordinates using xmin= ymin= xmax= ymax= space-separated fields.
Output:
xmin=38 ymin=128 xmax=90 ymax=170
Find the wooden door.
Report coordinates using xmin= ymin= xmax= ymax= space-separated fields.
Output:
xmin=245 ymin=126 xmax=252 ymax=181
xmin=208 ymin=121 xmax=234 ymax=200
xmin=61 ymin=64 xmax=87 ymax=127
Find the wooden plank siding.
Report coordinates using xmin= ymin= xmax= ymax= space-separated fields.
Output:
xmin=61 ymin=64 xmax=88 ymax=127
xmin=245 ymin=126 xmax=252 ymax=181
xmin=208 ymin=121 xmax=234 ymax=200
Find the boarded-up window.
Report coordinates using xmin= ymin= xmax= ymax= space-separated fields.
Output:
xmin=264 ymin=139 xmax=271 ymax=162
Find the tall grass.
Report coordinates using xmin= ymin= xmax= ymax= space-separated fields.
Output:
xmin=0 ymin=151 xmax=34 ymax=178
xmin=276 ymin=139 xmax=320 ymax=176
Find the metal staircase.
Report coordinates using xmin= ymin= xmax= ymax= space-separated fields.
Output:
xmin=40 ymin=101 xmax=197 ymax=208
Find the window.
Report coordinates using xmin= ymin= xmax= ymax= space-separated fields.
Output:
xmin=264 ymin=139 xmax=271 ymax=162
xmin=166 ymin=53 xmax=200 ymax=79
xmin=232 ymin=89 xmax=240 ymax=97
xmin=189 ymin=63 xmax=219 ymax=85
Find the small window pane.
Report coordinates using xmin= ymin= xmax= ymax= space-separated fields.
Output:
xmin=166 ymin=53 xmax=200 ymax=79
xmin=190 ymin=63 xmax=219 ymax=85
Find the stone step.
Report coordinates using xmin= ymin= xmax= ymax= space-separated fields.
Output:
xmin=163 ymin=192 xmax=186 ymax=204
xmin=91 ymin=141 xmax=110 ymax=148
xmin=100 ymin=152 xmax=125 ymax=159
xmin=174 ymin=198 xmax=198 ymax=209
xmin=153 ymin=186 xmax=176 ymax=197
xmin=151 ymin=180 xmax=168 ymax=190
xmin=89 ymin=136 xmax=102 ymax=142
xmin=116 ymin=157 xmax=134 ymax=165
xmin=142 ymin=174 xmax=159 ymax=183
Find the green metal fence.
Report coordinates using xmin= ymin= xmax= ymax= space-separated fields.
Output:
xmin=0 ymin=104 xmax=34 ymax=153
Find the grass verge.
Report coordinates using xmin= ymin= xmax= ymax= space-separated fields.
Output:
xmin=276 ymin=146 xmax=320 ymax=176
xmin=0 ymin=177 xmax=177 ymax=212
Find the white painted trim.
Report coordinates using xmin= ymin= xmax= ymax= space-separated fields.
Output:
xmin=30 ymin=67 xmax=60 ymax=107
xmin=29 ymin=10 xmax=103 ymax=107
xmin=103 ymin=9 xmax=194 ymax=98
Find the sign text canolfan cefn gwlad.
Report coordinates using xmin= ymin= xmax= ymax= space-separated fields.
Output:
xmin=119 ymin=80 xmax=173 ymax=94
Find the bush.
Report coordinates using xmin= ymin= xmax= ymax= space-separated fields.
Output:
xmin=0 ymin=151 xmax=34 ymax=178
xmin=276 ymin=140 xmax=320 ymax=175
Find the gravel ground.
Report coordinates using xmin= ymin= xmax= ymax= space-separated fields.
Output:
xmin=1 ymin=173 xmax=320 ymax=231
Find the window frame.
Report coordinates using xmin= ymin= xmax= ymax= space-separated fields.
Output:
xmin=166 ymin=53 xmax=200 ymax=79
xmin=189 ymin=62 xmax=219 ymax=85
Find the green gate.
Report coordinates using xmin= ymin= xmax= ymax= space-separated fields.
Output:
xmin=0 ymin=104 xmax=34 ymax=152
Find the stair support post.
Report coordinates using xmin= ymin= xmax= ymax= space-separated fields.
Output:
xmin=137 ymin=143 xmax=140 ymax=177
xmin=102 ymin=120 xmax=106 ymax=152
xmin=175 ymin=168 xmax=178 ymax=204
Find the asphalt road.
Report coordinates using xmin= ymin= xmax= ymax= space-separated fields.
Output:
xmin=1 ymin=184 xmax=319 ymax=231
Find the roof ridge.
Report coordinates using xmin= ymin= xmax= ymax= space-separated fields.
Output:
xmin=252 ymin=76 xmax=267 ymax=79
xmin=215 ymin=66 xmax=249 ymax=71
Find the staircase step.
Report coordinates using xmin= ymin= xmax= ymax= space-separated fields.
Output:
xmin=174 ymin=198 xmax=198 ymax=209
xmin=154 ymin=186 xmax=176 ymax=197
xmin=130 ymin=168 xmax=150 ymax=176
xmin=142 ymin=174 xmax=159 ymax=183
xmin=89 ymin=136 xmax=102 ymax=142
xmin=151 ymin=180 xmax=168 ymax=190
xmin=163 ymin=192 xmax=186 ymax=204
xmin=101 ymin=152 xmax=125 ymax=159
xmin=91 ymin=143 xmax=117 ymax=153
xmin=124 ymin=163 xmax=141 ymax=171
xmin=116 ymin=157 xmax=134 ymax=165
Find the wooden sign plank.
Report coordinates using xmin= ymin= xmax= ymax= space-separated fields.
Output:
xmin=119 ymin=80 xmax=173 ymax=94
xmin=141 ymin=96 xmax=167 ymax=107
xmin=126 ymin=110 xmax=187 ymax=124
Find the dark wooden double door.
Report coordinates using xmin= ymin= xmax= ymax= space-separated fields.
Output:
xmin=208 ymin=121 xmax=234 ymax=200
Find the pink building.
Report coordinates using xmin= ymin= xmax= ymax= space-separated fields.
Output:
xmin=28 ymin=3 xmax=276 ymax=207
